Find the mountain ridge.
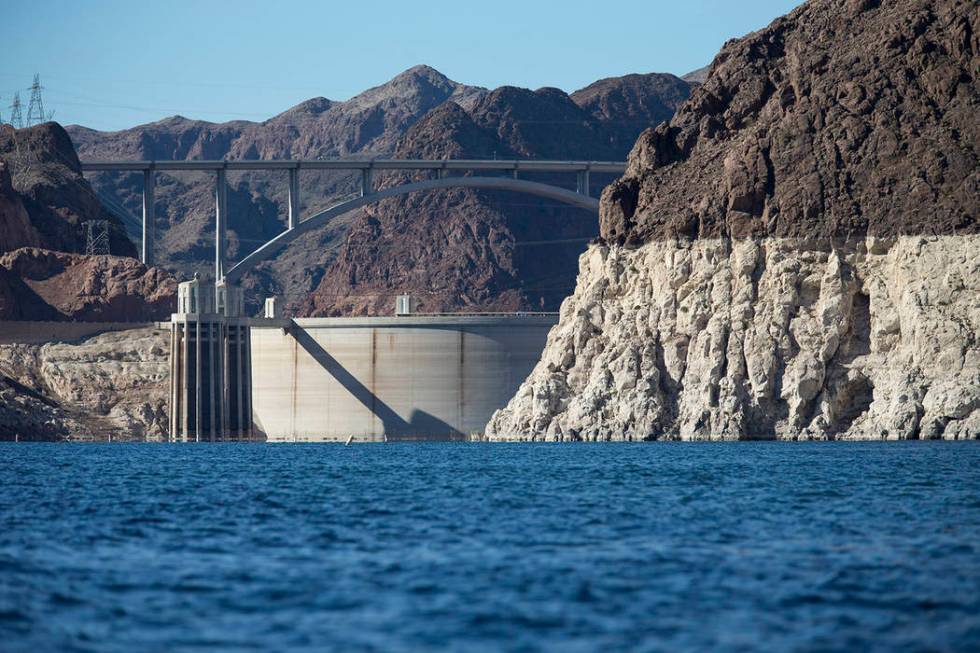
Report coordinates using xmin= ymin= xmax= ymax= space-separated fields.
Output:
xmin=66 ymin=66 xmax=693 ymax=315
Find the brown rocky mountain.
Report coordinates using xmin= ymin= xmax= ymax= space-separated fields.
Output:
xmin=67 ymin=67 xmax=692 ymax=315
xmin=306 ymin=75 xmax=692 ymax=315
xmin=602 ymin=0 xmax=978 ymax=244
xmin=488 ymin=0 xmax=980 ymax=440
xmin=0 ymin=123 xmax=134 ymax=256
xmin=571 ymin=73 xmax=692 ymax=144
xmin=0 ymin=123 xmax=175 ymax=322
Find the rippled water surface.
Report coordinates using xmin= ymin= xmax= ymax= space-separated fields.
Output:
xmin=2 ymin=442 xmax=979 ymax=652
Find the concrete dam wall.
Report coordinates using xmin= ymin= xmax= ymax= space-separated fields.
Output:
xmin=250 ymin=315 xmax=557 ymax=441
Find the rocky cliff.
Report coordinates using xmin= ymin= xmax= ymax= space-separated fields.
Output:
xmin=487 ymin=0 xmax=979 ymax=440
xmin=0 ymin=123 xmax=134 ymax=256
xmin=0 ymin=122 xmax=176 ymax=322
xmin=0 ymin=327 xmax=170 ymax=440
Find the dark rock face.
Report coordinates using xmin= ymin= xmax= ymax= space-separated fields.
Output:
xmin=601 ymin=0 xmax=979 ymax=245
xmin=305 ymin=73 xmax=692 ymax=316
xmin=0 ymin=124 xmax=171 ymax=322
xmin=67 ymin=66 xmax=692 ymax=315
xmin=0 ymin=123 xmax=135 ymax=256
xmin=0 ymin=248 xmax=176 ymax=322
xmin=0 ymin=161 xmax=41 ymax=253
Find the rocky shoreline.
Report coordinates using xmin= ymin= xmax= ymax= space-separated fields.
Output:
xmin=0 ymin=326 xmax=170 ymax=440
xmin=486 ymin=235 xmax=979 ymax=440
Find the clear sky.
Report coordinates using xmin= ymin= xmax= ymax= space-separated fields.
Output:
xmin=2 ymin=0 xmax=802 ymax=132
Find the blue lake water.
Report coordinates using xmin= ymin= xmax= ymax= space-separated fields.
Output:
xmin=1 ymin=441 xmax=979 ymax=652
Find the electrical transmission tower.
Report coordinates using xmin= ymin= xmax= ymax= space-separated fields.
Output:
xmin=9 ymin=93 xmax=23 ymax=129
xmin=26 ymin=74 xmax=46 ymax=126
xmin=85 ymin=220 xmax=111 ymax=255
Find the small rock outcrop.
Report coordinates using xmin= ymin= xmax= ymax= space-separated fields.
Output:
xmin=488 ymin=0 xmax=979 ymax=440
xmin=0 ymin=248 xmax=176 ymax=322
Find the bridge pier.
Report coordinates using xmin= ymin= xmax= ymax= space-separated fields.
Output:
xmin=287 ymin=166 xmax=300 ymax=230
xmin=576 ymin=169 xmax=591 ymax=197
xmin=361 ymin=167 xmax=373 ymax=197
xmin=169 ymin=276 xmax=253 ymax=441
xmin=215 ymin=167 xmax=228 ymax=281
xmin=141 ymin=168 xmax=155 ymax=265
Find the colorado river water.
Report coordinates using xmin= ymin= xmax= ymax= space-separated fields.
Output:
xmin=1 ymin=441 xmax=978 ymax=651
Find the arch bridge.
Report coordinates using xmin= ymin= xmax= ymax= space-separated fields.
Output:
xmin=81 ymin=158 xmax=626 ymax=287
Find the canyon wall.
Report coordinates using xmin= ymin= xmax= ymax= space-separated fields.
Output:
xmin=487 ymin=0 xmax=979 ymax=440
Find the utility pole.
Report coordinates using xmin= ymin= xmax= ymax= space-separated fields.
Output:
xmin=26 ymin=74 xmax=46 ymax=126
xmin=85 ymin=220 xmax=111 ymax=255
xmin=9 ymin=93 xmax=23 ymax=129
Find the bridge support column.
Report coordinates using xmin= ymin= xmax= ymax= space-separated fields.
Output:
xmin=169 ymin=277 xmax=252 ymax=441
xmin=215 ymin=167 xmax=228 ymax=283
xmin=577 ymin=170 xmax=591 ymax=197
xmin=361 ymin=167 xmax=373 ymax=197
xmin=287 ymin=167 xmax=299 ymax=230
xmin=141 ymin=168 xmax=155 ymax=265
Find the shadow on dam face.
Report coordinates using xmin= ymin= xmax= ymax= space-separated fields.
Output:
xmin=289 ymin=327 xmax=465 ymax=441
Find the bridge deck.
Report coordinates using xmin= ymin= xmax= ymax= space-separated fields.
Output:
xmin=80 ymin=159 xmax=627 ymax=173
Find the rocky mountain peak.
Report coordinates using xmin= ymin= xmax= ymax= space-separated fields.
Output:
xmin=343 ymin=64 xmax=476 ymax=112
xmin=280 ymin=97 xmax=335 ymax=117
xmin=571 ymin=72 xmax=691 ymax=126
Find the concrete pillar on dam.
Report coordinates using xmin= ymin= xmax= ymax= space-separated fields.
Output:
xmin=169 ymin=277 xmax=252 ymax=441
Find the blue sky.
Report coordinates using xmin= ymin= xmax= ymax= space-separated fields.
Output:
xmin=2 ymin=0 xmax=802 ymax=132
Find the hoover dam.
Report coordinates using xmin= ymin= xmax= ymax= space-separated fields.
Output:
xmin=250 ymin=315 xmax=557 ymax=441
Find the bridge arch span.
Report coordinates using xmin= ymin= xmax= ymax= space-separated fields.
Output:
xmin=224 ymin=176 xmax=600 ymax=284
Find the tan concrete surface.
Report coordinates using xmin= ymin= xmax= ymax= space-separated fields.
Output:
xmin=250 ymin=316 xmax=557 ymax=441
